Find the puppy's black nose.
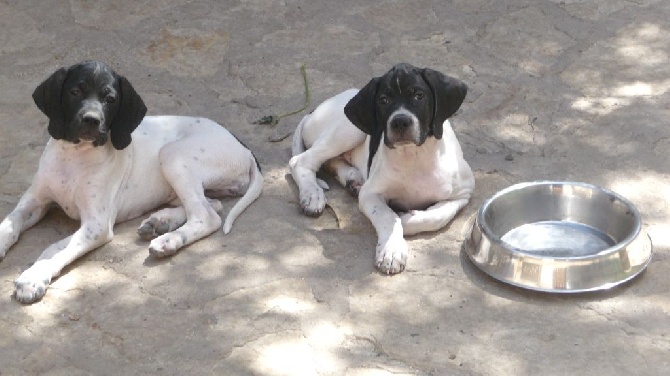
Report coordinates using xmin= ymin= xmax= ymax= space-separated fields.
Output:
xmin=82 ymin=113 xmax=101 ymax=127
xmin=390 ymin=114 xmax=413 ymax=130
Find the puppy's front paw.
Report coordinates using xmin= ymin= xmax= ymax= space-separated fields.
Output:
xmin=375 ymin=238 xmax=408 ymax=275
xmin=14 ymin=271 xmax=50 ymax=304
xmin=299 ymin=185 xmax=326 ymax=217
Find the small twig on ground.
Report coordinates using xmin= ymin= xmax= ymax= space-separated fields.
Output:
xmin=254 ymin=63 xmax=310 ymax=126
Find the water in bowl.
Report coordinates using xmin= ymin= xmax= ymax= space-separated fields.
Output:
xmin=500 ymin=220 xmax=616 ymax=257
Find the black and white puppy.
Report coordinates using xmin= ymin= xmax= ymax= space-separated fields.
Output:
xmin=0 ymin=61 xmax=263 ymax=303
xmin=290 ymin=63 xmax=474 ymax=274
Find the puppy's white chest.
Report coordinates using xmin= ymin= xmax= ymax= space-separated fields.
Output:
xmin=387 ymin=163 xmax=452 ymax=211
xmin=40 ymin=142 xmax=125 ymax=220
xmin=47 ymin=166 xmax=83 ymax=219
xmin=369 ymin=140 xmax=456 ymax=211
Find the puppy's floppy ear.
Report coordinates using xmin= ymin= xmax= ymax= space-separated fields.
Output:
xmin=421 ymin=68 xmax=467 ymax=139
xmin=344 ymin=77 xmax=381 ymax=135
xmin=32 ymin=67 xmax=69 ymax=140
xmin=110 ymin=75 xmax=147 ymax=150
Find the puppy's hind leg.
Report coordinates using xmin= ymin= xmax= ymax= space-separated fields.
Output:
xmin=289 ymin=136 xmax=365 ymax=216
xmin=148 ymin=148 xmax=223 ymax=257
xmin=148 ymin=195 xmax=221 ymax=257
xmin=324 ymin=157 xmax=364 ymax=197
xmin=289 ymin=148 xmax=330 ymax=217
xmin=400 ymin=198 xmax=470 ymax=236
xmin=138 ymin=199 xmax=223 ymax=240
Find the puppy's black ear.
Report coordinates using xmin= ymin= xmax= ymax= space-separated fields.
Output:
xmin=421 ymin=69 xmax=467 ymax=139
xmin=32 ymin=67 xmax=69 ymax=140
xmin=110 ymin=75 xmax=147 ymax=150
xmin=344 ymin=77 xmax=381 ymax=135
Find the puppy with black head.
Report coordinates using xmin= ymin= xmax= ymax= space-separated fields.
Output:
xmin=290 ymin=63 xmax=474 ymax=274
xmin=0 ymin=61 xmax=263 ymax=303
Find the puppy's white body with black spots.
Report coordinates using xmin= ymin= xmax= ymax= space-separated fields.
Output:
xmin=290 ymin=64 xmax=474 ymax=274
xmin=0 ymin=61 xmax=262 ymax=303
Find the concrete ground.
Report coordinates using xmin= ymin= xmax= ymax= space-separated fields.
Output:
xmin=0 ymin=1 xmax=668 ymax=375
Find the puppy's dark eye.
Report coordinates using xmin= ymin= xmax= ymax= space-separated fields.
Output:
xmin=414 ymin=92 xmax=425 ymax=100
xmin=378 ymin=96 xmax=390 ymax=106
xmin=70 ymin=88 xmax=81 ymax=96
xmin=105 ymin=96 xmax=116 ymax=104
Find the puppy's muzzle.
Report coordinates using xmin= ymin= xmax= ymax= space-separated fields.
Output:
xmin=74 ymin=110 xmax=108 ymax=146
xmin=386 ymin=112 xmax=421 ymax=147
xmin=82 ymin=112 xmax=102 ymax=128
xmin=390 ymin=114 xmax=413 ymax=132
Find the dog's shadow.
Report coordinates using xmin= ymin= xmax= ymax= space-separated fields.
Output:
xmin=141 ymin=253 xmax=173 ymax=267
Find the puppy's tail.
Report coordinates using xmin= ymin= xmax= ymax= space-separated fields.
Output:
xmin=291 ymin=114 xmax=309 ymax=156
xmin=222 ymin=157 xmax=263 ymax=234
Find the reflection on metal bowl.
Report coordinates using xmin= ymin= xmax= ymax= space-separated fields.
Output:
xmin=464 ymin=181 xmax=652 ymax=293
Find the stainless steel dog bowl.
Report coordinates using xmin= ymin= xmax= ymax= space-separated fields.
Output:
xmin=464 ymin=181 xmax=652 ymax=293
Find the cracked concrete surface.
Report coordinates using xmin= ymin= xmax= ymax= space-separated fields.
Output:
xmin=0 ymin=1 xmax=669 ymax=375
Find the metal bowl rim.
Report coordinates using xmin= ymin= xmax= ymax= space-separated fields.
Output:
xmin=468 ymin=231 xmax=653 ymax=294
xmin=477 ymin=180 xmax=642 ymax=261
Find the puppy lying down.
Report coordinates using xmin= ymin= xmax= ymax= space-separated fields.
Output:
xmin=290 ymin=63 xmax=474 ymax=274
xmin=0 ymin=61 xmax=263 ymax=303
